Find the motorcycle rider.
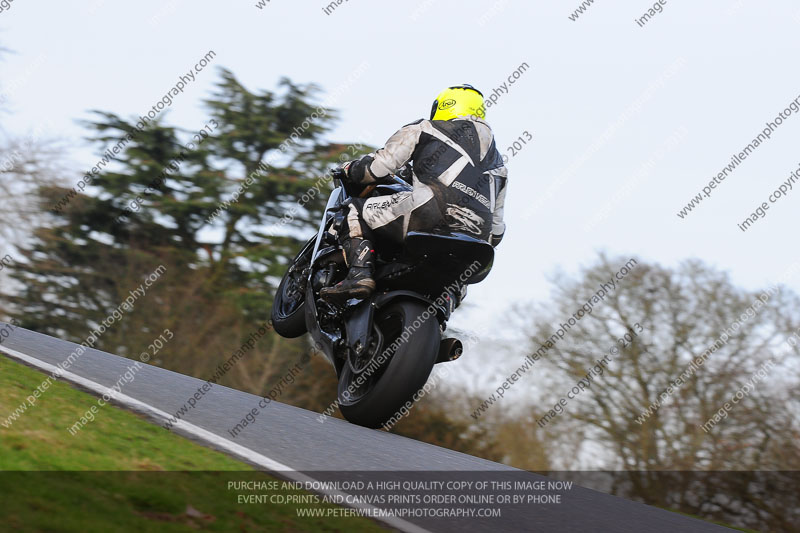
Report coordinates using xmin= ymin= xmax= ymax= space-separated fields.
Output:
xmin=319 ymin=84 xmax=508 ymax=302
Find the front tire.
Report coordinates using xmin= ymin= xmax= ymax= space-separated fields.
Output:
xmin=271 ymin=238 xmax=314 ymax=338
xmin=338 ymin=300 xmax=441 ymax=428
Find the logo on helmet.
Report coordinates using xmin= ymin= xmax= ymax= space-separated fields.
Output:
xmin=438 ymin=99 xmax=456 ymax=110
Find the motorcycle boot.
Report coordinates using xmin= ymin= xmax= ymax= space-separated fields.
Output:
xmin=320 ymin=237 xmax=376 ymax=302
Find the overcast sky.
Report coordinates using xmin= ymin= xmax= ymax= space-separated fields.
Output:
xmin=2 ymin=1 xmax=799 ymax=394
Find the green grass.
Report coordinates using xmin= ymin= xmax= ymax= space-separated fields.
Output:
xmin=0 ymin=354 xmax=386 ymax=532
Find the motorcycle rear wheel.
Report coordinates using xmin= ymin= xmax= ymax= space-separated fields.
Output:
xmin=338 ymin=300 xmax=440 ymax=428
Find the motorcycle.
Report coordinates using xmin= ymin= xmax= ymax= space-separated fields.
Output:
xmin=270 ymin=167 xmax=494 ymax=428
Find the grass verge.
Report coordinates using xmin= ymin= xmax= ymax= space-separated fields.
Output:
xmin=0 ymin=353 xmax=386 ymax=532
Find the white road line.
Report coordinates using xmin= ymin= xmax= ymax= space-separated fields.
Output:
xmin=0 ymin=344 xmax=431 ymax=533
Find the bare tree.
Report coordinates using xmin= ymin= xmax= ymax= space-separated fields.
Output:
xmin=1 ymin=43 xmax=67 ymax=250
xmin=522 ymin=255 xmax=800 ymax=530
xmin=0 ymin=131 xmax=67 ymax=248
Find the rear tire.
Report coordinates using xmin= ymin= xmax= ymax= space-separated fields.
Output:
xmin=271 ymin=238 xmax=314 ymax=338
xmin=338 ymin=301 xmax=440 ymax=428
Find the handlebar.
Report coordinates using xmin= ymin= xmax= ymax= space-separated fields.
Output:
xmin=329 ymin=167 xmax=347 ymax=187
xmin=328 ymin=165 xmax=412 ymax=200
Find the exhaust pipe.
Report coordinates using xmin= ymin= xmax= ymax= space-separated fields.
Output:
xmin=436 ymin=338 xmax=463 ymax=364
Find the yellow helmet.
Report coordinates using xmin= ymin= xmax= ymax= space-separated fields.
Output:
xmin=430 ymin=84 xmax=486 ymax=121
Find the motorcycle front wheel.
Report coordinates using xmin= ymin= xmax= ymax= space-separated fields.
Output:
xmin=271 ymin=237 xmax=315 ymax=338
xmin=337 ymin=300 xmax=440 ymax=428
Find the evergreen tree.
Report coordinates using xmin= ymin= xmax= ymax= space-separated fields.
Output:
xmin=4 ymin=69 xmax=370 ymax=393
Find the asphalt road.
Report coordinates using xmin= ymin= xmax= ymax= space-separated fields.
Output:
xmin=0 ymin=323 xmax=733 ymax=533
